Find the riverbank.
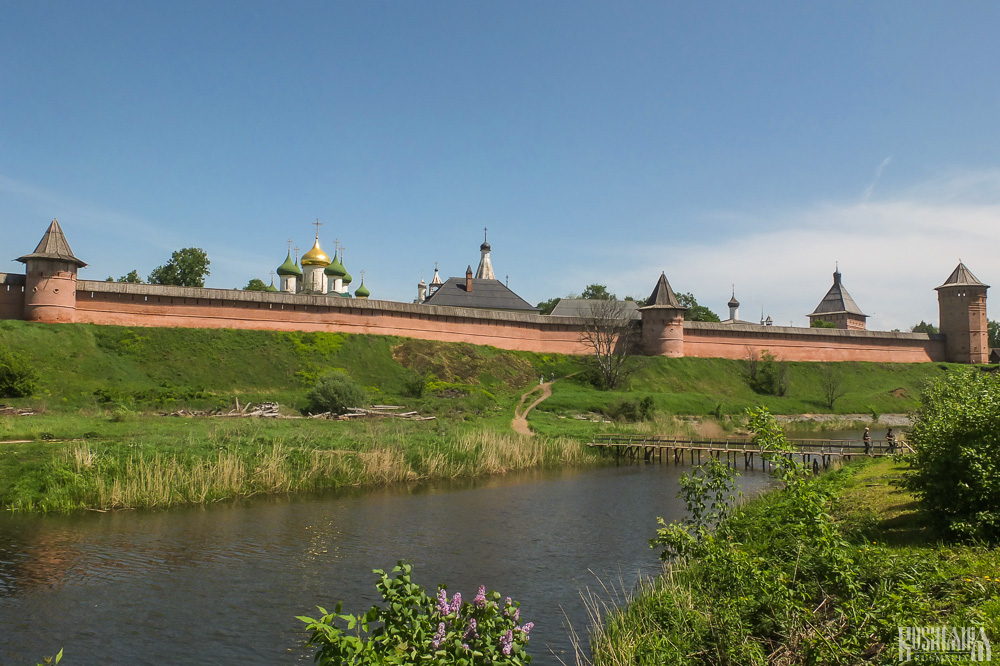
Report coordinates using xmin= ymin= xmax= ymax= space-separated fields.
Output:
xmin=584 ymin=457 xmax=1000 ymax=665
xmin=0 ymin=415 xmax=597 ymax=512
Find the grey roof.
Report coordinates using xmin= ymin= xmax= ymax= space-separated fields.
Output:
xmin=936 ymin=262 xmax=989 ymax=290
xmin=17 ymin=219 xmax=87 ymax=267
xmin=550 ymin=298 xmax=641 ymax=320
xmin=810 ymin=270 xmax=866 ymax=318
xmin=422 ymin=277 xmax=538 ymax=311
xmin=642 ymin=272 xmax=683 ymax=308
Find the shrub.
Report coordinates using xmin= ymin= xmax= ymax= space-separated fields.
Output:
xmin=0 ymin=346 xmax=37 ymax=398
xmin=306 ymin=372 xmax=368 ymax=415
xmin=906 ymin=368 xmax=1000 ymax=540
xmin=299 ymin=562 xmax=533 ymax=665
xmin=604 ymin=396 xmax=655 ymax=422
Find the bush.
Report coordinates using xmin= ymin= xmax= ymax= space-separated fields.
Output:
xmin=306 ymin=372 xmax=368 ymax=415
xmin=0 ymin=346 xmax=37 ymax=398
xmin=604 ymin=396 xmax=655 ymax=422
xmin=906 ymin=369 xmax=1000 ymax=540
xmin=299 ymin=562 xmax=533 ymax=665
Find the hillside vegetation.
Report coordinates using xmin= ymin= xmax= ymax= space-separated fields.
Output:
xmin=0 ymin=321 xmax=954 ymax=419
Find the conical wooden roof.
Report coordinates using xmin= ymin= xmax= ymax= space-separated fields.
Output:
xmin=936 ymin=262 xmax=989 ymax=290
xmin=810 ymin=270 xmax=866 ymax=317
xmin=642 ymin=272 xmax=683 ymax=308
xmin=17 ymin=219 xmax=87 ymax=267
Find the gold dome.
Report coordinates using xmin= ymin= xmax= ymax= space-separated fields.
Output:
xmin=300 ymin=238 xmax=331 ymax=266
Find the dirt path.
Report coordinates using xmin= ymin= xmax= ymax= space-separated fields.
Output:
xmin=512 ymin=381 xmax=554 ymax=436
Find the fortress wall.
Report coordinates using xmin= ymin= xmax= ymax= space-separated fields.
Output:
xmin=0 ymin=274 xmax=25 ymax=320
xmin=73 ymin=281 xmax=593 ymax=354
xmin=683 ymin=322 xmax=947 ymax=363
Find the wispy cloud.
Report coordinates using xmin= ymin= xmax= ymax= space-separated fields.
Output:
xmin=863 ymin=156 xmax=892 ymax=201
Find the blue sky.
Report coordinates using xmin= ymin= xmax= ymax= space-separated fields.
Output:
xmin=3 ymin=2 xmax=1000 ymax=330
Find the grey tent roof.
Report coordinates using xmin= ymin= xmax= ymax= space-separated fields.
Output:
xmin=422 ymin=277 xmax=538 ymax=312
xmin=810 ymin=270 xmax=866 ymax=317
xmin=17 ymin=219 xmax=87 ymax=267
xmin=550 ymin=298 xmax=641 ymax=320
xmin=936 ymin=262 xmax=989 ymax=290
xmin=641 ymin=272 xmax=683 ymax=308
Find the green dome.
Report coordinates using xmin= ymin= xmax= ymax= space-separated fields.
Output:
xmin=355 ymin=280 xmax=370 ymax=299
xmin=324 ymin=254 xmax=347 ymax=277
xmin=276 ymin=251 xmax=302 ymax=277
xmin=342 ymin=268 xmax=353 ymax=285
xmin=265 ymin=279 xmax=280 ymax=293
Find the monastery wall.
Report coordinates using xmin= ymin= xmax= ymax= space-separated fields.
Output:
xmin=0 ymin=275 xmax=953 ymax=364
xmin=73 ymin=281 xmax=593 ymax=355
xmin=0 ymin=274 xmax=25 ymax=321
xmin=683 ymin=321 xmax=947 ymax=363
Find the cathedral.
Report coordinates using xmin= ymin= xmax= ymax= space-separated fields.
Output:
xmin=274 ymin=224 xmax=371 ymax=299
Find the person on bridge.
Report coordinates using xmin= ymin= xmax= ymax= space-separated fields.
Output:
xmin=886 ymin=427 xmax=896 ymax=454
xmin=863 ymin=427 xmax=872 ymax=455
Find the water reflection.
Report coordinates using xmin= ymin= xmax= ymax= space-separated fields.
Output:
xmin=0 ymin=463 xmax=774 ymax=665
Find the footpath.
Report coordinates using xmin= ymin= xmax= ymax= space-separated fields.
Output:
xmin=511 ymin=380 xmax=554 ymax=436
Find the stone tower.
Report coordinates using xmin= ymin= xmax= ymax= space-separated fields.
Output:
xmin=17 ymin=219 xmax=86 ymax=323
xmin=807 ymin=268 xmax=868 ymax=330
xmin=639 ymin=272 xmax=686 ymax=357
xmin=936 ymin=262 xmax=989 ymax=364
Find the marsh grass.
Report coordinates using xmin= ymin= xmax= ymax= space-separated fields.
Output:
xmin=3 ymin=419 xmax=601 ymax=512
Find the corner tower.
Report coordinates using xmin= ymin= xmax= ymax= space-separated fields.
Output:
xmin=639 ymin=272 xmax=686 ymax=357
xmin=936 ymin=262 xmax=989 ymax=364
xmin=17 ymin=219 xmax=86 ymax=323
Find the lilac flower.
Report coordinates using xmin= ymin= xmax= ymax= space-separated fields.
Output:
xmin=500 ymin=629 xmax=514 ymax=655
xmin=431 ymin=621 xmax=447 ymax=649
xmin=462 ymin=643 xmax=470 ymax=651
xmin=518 ymin=622 xmax=534 ymax=642
xmin=513 ymin=607 xmax=520 ymax=622
xmin=463 ymin=618 xmax=478 ymax=640
xmin=473 ymin=585 xmax=487 ymax=609
xmin=436 ymin=589 xmax=450 ymax=616
xmin=449 ymin=592 xmax=462 ymax=616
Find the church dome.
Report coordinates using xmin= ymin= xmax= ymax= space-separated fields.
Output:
xmin=728 ymin=295 xmax=740 ymax=308
xmin=265 ymin=281 xmax=280 ymax=293
xmin=300 ymin=239 xmax=331 ymax=266
xmin=342 ymin=268 xmax=353 ymax=285
xmin=480 ymin=240 xmax=491 ymax=251
xmin=355 ymin=280 xmax=370 ymax=299
xmin=324 ymin=253 xmax=347 ymax=277
xmin=276 ymin=251 xmax=303 ymax=276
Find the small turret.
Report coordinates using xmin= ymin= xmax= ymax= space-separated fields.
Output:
xmin=17 ymin=219 xmax=86 ymax=323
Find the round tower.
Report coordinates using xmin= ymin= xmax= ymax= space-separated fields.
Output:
xmin=17 ymin=219 xmax=87 ymax=323
xmin=936 ymin=261 xmax=989 ymax=364
xmin=639 ymin=272 xmax=686 ymax=357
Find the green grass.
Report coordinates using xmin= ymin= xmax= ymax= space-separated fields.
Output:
xmin=585 ymin=458 xmax=1000 ymax=665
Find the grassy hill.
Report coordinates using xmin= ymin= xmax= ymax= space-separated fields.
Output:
xmin=0 ymin=320 xmax=958 ymax=419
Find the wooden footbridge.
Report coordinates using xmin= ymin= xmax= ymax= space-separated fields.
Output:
xmin=589 ymin=434 xmax=911 ymax=471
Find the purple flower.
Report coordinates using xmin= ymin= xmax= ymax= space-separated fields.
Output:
xmin=513 ymin=607 xmax=520 ymax=622
xmin=500 ymin=629 xmax=514 ymax=655
xmin=449 ymin=592 xmax=462 ymax=616
xmin=462 ymin=643 xmax=470 ymax=651
xmin=463 ymin=618 xmax=478 ymax=640
xmin=436 ymin=589 xmax=449 ymax=616
xmin=518 ymin=622 xmax=534 ymax=642
xmin=431 ymin=622 xmax=447 ymax=649
xmin=473 ymin=585 xmax=487 ymax=609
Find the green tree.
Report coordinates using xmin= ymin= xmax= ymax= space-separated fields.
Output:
xmin=536 ymin=297 xmax=561 ymax=315
xmin=244 ymin=278 xmax=268 ymax=291
xmin=306 ymin=372 xmax=368 ymax=415
xmin=810 ymin=319 xmax=837 ymax=328
xmin=116 ymin=270 xmax=142 ymax=283
xmin=581 ymin=284 xmax=615 ymax=300
xmin=675 ymin=292 xmax=720 ymax=322
xmin=148 ymin=248 xmax=211 ymax=287
xmin=911 ymin=320 xmax=939 ymax=334
xmin=907 ymin=369 xmax=1000 ymax=540
xmin=0 ymin=346 xmax=37 ymax=398
xmin=989 ymin=320 xmax=1000 ymax=350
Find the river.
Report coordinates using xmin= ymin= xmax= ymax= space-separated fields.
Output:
xmin=0 ymin=461 xmax=776 ymax=665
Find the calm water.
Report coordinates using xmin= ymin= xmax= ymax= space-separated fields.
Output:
xmin=0 ymin=462 xmax=775 ymax=665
